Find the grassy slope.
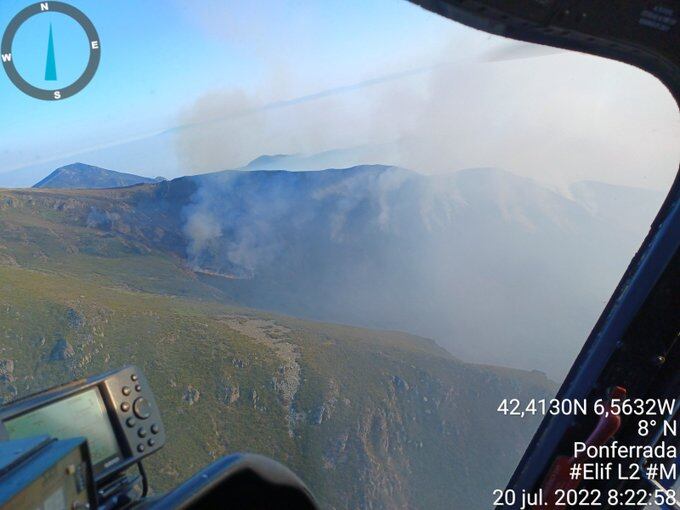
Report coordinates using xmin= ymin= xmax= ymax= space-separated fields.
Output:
xmin=0 ymin=189 xmax=556 ymax=509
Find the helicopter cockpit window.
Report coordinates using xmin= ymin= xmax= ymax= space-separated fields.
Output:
xmin=0 ymin=1 xmax=677 ymax=508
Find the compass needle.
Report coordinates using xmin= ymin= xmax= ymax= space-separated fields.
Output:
xmin=45 ymin=23 xmax=57 ymax=81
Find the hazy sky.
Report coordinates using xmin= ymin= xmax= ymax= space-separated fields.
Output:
xmin=1 ymin=0 xmax=678 ymax=190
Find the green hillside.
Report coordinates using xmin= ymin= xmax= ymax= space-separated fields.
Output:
xmin=0 ymin=188 xmax=555 ymax=509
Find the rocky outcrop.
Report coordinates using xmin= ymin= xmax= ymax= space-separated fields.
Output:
xmin=231 ymin=358 xmax=247 ymax=368
xmin=223 ymin=385 xmax=240 ymax=404
xmin=0 ymin=358 xmax=17 ymax=404
xmin=310 ymin=379 xmax=339 ymax=425
xmin=49 ymin=338 xmax=75 ymax=361
xmin=183 ymin=385 xmax=201 ymax=405
xmin=222 ymin=316 xmax=301 ymax=436
xmin=66 ymin=308 xmax=85 ymax=329
xmin=392 ymin=375 xmax=410 ymax=393
xmin=0 ymin=252 xmax=19 ymax=267
xmin=0 ymin=359 xmax=15 ymax=383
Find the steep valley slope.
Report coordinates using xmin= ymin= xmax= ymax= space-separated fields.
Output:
xmin=0 ymin=165 xmax=662 ymax=378
xmin=0 ymin=184 xmax=555 ymax=509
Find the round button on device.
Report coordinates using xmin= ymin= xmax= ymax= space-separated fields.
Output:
xmin=126 ymin=417 xmax=136 ymax=428
xmin=133 ymin=397 xmax=152 ymax=419
xmin=135 ymin=384 xmax=142 ymax=392
xmin=120 ymin=402 xmax=130 ymax=412
xmin=151 ymin=424 xmax=159 ymax=434
xmin=122 ymin=386 xmax=131 ymax=396
xmin=137 ymin=444 xmax=145 ymax=453
xmin=138 ymin=427 xmax=147 ymax=438
xmin=131 ymin=374 xmax=138 ymax=381
xmin=148 ymin=438 xmax=156 ymax=447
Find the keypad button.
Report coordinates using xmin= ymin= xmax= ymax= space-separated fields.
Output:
xmin=137 ymin=444 xmax=145 ymax=453
xmin=120 ymin=402 xmax=130 ymax=412
xmin=135 ymin=384 xmax=142 ymax=392
xmin=151 ymin=424 xmax=159 ymax=434
xmin=122 ymin=386 xmax=131 ymax=396
xmin=147 ymin=438 xmax=156 ymax=447
xmin=138 ymin=427 xmax=147 ymax=438
xmin=131 ymin=374 xmax=138 ymax=382
xmin=133 ymin=397 xmax=152 ymax=419
xmin=126 ymin=417 xmax=136 ymax=427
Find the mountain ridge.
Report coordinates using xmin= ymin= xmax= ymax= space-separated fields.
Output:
xmin=33 ymin=162 xmax=163 ymax=189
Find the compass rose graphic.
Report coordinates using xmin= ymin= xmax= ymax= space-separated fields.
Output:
xmin=1 ymin=2 xmax=100 ymax=100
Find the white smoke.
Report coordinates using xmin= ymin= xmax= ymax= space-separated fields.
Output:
xmin=173 ymin=47 xmax=678 ymax=191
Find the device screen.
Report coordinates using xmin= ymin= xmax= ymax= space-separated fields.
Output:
xmin=5 ymin=388 xmax=121 ymax=473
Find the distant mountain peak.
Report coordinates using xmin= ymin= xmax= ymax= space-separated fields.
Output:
xmin=33 ymin=163 xmax=158 ymax=190
xmin=244 ymin=154 xmax=295 ymax=168
xmin=239 ymin=145 xmax=398 ymax=173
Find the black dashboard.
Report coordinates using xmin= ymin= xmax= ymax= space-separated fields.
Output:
xmin=0 ymin=366 xmax=319 ymax=510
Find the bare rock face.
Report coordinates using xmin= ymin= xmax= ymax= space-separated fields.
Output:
xmin=49 ymin=339 xmax=75 ymax=361
xmin=183 ymin=385 xmax=201 ymax=405
xmin=271 ymin=358 xmax=300 ymax=408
